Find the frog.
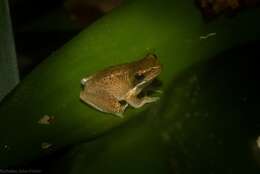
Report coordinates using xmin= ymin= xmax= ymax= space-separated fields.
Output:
xmin=80 ymin=53 xmax=162 ymax=117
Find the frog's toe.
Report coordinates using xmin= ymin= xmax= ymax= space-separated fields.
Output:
xmin=114 ymin=112 xmax=124 ymax=118
xmin=146 ymin=96 xmax=160 ymax=102
xmin=153 ymin=90 xmax=163 ymax=94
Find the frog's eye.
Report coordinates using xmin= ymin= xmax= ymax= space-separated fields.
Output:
xmin=135 ymin=74 xmax=145 ymax=81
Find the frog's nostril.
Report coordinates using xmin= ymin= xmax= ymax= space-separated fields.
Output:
xmin=148 ymin=53 xmax=158 ymax=59
xmin=152 ymin=53 xmax=158 ymax=58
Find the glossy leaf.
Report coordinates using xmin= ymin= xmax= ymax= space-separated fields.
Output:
xmin=0 ymin=0 xmax=260 ymax=168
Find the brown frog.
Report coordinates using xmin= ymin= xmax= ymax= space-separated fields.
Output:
xmin=80 ymin=53 xmax=162 ymax=117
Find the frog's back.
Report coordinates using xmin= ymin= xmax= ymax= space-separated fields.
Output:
xmin=84 ymin=63 xmax=134 ymax=98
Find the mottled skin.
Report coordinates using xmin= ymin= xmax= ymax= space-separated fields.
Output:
xmin=80 ymin=53 xmax=162 ymax=117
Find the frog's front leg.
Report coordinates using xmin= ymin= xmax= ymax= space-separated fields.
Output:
xmin=125 ymin=95 xmax=159 ymax=108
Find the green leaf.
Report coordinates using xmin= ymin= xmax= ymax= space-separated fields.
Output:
xmin=0 ymin=0 xmax=260 ymax=168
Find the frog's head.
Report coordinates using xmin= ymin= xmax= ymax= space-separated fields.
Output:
xmin=133 ymin=53 xmax=162 ymax=85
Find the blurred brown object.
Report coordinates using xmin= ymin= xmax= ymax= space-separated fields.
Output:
xmin=64 ymin=0 xmax=122 ymax=27
xmin=197 ymin=0 xmax=260 ymax=19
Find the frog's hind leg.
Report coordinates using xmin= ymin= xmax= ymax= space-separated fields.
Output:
xmin=125 ymin=95 xmax=159 ymax=108
xmin=80 ymin=89 xmax=128 ymax=117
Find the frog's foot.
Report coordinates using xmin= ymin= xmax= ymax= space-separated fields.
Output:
xmin=126 ymin=96 xmax=160 ymax=108
xmin=114 ymin=102 xmax=128 ymax=118
xmin=153 ymin=90 xmax=163 ymax=94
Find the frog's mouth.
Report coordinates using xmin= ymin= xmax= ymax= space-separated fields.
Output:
xmin=137 ymin=78 xmax=162 ymax=98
